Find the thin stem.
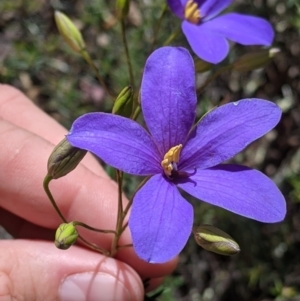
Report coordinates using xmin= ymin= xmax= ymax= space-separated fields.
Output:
xmin=163 ymin=27 xmax=181 ymax=46
xmin=74 ymin=221 xmax=116 ymax=235
xmin=197 ymin=64 xmax=233 ymax=95
xmin=131 ymin=104 xmax=141 ymax=120
xmin=120 ymin=19 xmax=135 ymax=89
xmin=43 ymin=175 xmax=67 ymax=222
xmin=78 ymin=235 xmax=110 ymax=256
xmin=110 ymin=170 xmax=124 ymax=256
xmin=80 ymin=49 xmax=115 ymax=98
xmin=121 ymin=221 xmax=128 ymax=234
xmin=112 ymin=177 xmax=150 ymax=253
xmin=116 ymin=170 xmax=124 ymax=215
xmin=123 ymin=176 xmax=151 ymax=218
xmin=44 ymin=175 xmax=111 ymax=256
xmin=149 ymin=3 xmax=168 ymax=54
xmin=117 ymin=244 xmax=133 ymax=250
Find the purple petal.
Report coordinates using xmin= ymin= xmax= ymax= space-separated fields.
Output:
xmin=167 ymin=0 xmax=184 ymax=19
xmin=67 ymin=113 xmax=161 ymax=175
xmin=141 ymin=47 xmax=197 ymax=155
xmin=179 ymin=99 xmax=281 ymax=171
xmin=200 ymin=0 xmax=233 ymax=21
xmin=206 ymin=13 xmax=274 ymax=46
xmin=129 ymin=174 xmax=193 ymax=263
xmin=178 ymin=165 xmax=286 ymax=222
xmin=182 ymin=21 xmax=229 ymax=63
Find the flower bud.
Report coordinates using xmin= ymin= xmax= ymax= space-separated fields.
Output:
xmin=193 ymin=225 xmax=240 ymax=256
xmin=112 ymin=85 xmax=133 ymax=117
xmin=233 ymin=48 xmax=280 ymax=72
xmin=116 ymin=0 xmax=130 ymax=19
xmin=55 ymin=222 xmax=78 ymax=250
xmin=54 ymin=11 xmax=86 ymax=53
xmin=47 ymin=138 xmax=87 ymax=179
xmin=195 ymin=58 xmax=212 ymax=73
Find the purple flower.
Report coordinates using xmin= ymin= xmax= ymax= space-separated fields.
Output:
xmin=167 ymin=0 xmax=274 ymax=63
xmin=67 ymin=47 xmax=285 ymax=263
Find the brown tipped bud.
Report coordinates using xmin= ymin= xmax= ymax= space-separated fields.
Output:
xmin=116 ymin=0 xmax=130 ymax=19
xmin=55 ymin=222 xmax=78 ymax=250
xmin=112 ymin=86 xmax=133 ymax=117
xmin=193 ymin=225 xmax=240 ymax=256
xmin=54 ymin=11 xmax=86 ymax=53
xmin=233 ymin=48 xmax=280 ymax=72
xmin=195 ymin=58 xmax=213 ymax=73
xmin=47 ymin=138 xmax=87 ymax=179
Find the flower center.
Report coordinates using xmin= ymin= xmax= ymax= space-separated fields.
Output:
xmin=161 ymin=144 xmax=183 ymax=177
xmin=184 ymin=0 xmax=201 ymax=25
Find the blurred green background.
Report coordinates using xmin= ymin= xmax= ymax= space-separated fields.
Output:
xmin=1 ymin=0 xmax=300 ymax=300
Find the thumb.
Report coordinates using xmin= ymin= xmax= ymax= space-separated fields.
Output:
xmin=0 ymin=240 xmax=144 ymax=301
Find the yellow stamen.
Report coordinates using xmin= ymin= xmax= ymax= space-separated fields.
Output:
xmin=161 ymin=144 xmax=183 ymax=176
xmin=184 ymin=0 xmax=201 ymax=25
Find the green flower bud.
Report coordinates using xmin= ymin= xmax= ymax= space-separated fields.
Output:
xmin=193 ymin=225 xmax=240 ymax=256
xmin=47 ymin=138 xmax=87 ymax=179
xmin=233 ymin=48 xmax=280 ymax=72
xmin=55 ymin=222 xmax=78 ymax=250
xmin=54 ymin=11 xmax=86 ymax=53
xmin=195 ymin=58 xmax=213 ymax=73
xmin=112 ymin=86 xmax=133 ymax=117
xmin=116 ymin=0 xmax=130 ymax=19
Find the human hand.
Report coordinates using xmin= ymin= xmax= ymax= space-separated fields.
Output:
xmin=0 ymin=84 xmax=177 ymax=301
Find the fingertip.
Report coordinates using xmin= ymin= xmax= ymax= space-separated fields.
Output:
xmin=59 ymin=270 xmax=143 ymax=301
xmin=0 ymin=240 xmax=144 ymax=301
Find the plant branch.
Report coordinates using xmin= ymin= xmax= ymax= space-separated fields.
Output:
xmin=149 ymin=3 xmax=168 ymax=53
xmin=197 ymin=64 xmax=233 ymax=95
xmin=80 ymin=49 xmax=115 ymax=98
xmin=120 ymin=19 xmax=135 ymax=89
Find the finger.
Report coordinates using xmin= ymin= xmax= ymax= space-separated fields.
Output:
xmin=0 ymin=207 xmax=55 ymax=240
xmin=0 ymin=117 xmax=178 ymax=278
xmin=0 ymin=205 xmax=177 ymax=283
xmin=0 ymin=118 xmax=119 ymax=229
xmin=0 ymin=84 xmax=106 ymax=177
xmin=0 ymin=240 xmax=144 ymax=301
xmin=0 ymin=214 xmax=166 ymax=295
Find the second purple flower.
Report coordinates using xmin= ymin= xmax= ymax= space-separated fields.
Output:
xmin=167 ymin=0 xmax=274 ymax=63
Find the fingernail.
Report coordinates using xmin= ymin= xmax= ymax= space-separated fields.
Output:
xmin=59 ymin=272 xmax=131 ymax=301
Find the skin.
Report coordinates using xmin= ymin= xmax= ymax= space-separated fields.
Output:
xmin=0 ymin=84 xmax=177 ymax=301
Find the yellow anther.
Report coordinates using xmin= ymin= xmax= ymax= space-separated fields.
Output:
xmin=161 ymin=144 xmax=183 ymax=176
xmin=184 ymin=0 xmax=201 ymax=25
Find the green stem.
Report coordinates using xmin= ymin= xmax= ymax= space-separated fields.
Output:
xmin=131 ymin=104 xmax=141 ymax=120
xmin=78 ymin=235 xmax=110 ymax=256
xmin=80 ymin=49 xmax=114 ymax=98
xmin=121 ymin=221 xmax=128 ymax=234
xmin=197 ymin=64 xmax=233 ymax=95
xmin=120 ymin=19 xmax=135 ymax=89
xmin=163 ymin=27 xmax=181 ymax=46
xmin=110 ymin=173 xmax=150 ymax=255
xmin=114 ymin=177 xmax=150 ymax=252
xmin=43 ymin=175 xmax=67 ymax=222
xmin=44 ymin=175 xmax=111 ymax=256
xmin=117 ymin=170 xmax=124 ymax=215
xmin=74 ymin=221 xmax=116 ymax=235
xmin=149 ymin=3 xmax=168 ymax=53
xmin=117 ymin=244 xmax=133 ymax=250
xmin=110 ymin=170 xmax=124 ymax=256
xmin=122 ymin=176 xmax=150 ymax=218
